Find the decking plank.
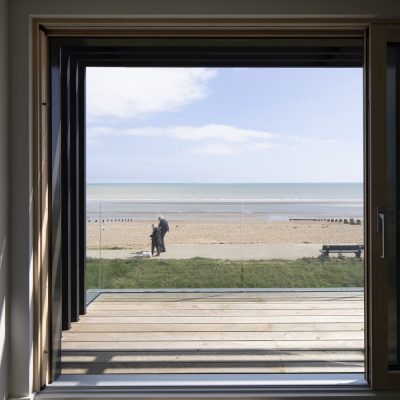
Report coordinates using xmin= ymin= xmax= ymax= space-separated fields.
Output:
xmin=61 ymin=366 xmax=363 ymax=374
xmin=96 ymin=296 xmax=363 ymax=303
xmin=90 ymin=302 xmax=364 ymax=310
xmin=61 ymin=350 xmax=364 ymax=362
xmin=62 ymin=340 xmax=364 ymax=351
xmin=62 ymin=331 xmax=364 ymax=342
xmin=69 ymin=322 xmax=364 ymax=333
xmin=86 ymin=309 xmax=363 ymax=317
xmin=78 ymin=315 xmax=364 ymax=323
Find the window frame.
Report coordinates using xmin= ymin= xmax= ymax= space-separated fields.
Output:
xmin=368 ymin=24 xmax=400 ymax=390
xmin=31 ymin=18 xmax=400 ymax=397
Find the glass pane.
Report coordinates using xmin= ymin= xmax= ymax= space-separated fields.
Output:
xmin=63 ymin=63 xmax=365 ymax=376
xmin=387 ymin=43 xmax=400 ymax=368
xmin=86 ymin=200 xmax=102 ymax=304
xmin=242 ymin=191 xmax=364 ymax=289
xmin=88 ymin=200 xmax=244 ymax=289
xmin=241 ymin=189 xmax=364 ymax=373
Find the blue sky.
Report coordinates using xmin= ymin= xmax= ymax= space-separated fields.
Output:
xmin=86 ymin=67 xmax=363 ymax=183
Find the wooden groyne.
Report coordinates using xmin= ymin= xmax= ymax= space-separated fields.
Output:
xmin=290 ymin=218 xmax=362 ymax=225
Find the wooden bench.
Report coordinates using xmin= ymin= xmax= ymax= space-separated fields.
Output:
xmin=320 ymin=245 xmax=364 ymax=258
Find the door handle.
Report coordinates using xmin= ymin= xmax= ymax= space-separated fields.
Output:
xmin=377 ymin=209 xmax=385 ymax=259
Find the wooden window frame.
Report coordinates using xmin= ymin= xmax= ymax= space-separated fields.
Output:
xmin=31 ymin=17 xmax=400 ymax=396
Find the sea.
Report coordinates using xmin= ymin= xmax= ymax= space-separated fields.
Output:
xmin=86 ymin=183 xmax=363 ymax=222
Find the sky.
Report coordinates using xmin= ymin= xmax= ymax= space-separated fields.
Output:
xmin=86 ymin=67 xmax=363 ymax=183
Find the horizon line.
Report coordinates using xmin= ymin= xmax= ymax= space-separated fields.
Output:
xmin=86 ymin=181 xmax=364 ymax=185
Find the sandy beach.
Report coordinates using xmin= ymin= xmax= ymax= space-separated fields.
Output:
xmin=86 ymin=219 xmax=363 ymax=260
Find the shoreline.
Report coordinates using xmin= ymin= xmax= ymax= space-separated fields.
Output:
xmin=87 ymin=216 xmax=363 ymax=224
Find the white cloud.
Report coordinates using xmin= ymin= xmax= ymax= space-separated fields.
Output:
xmin=87 ymin=124 xmax=275 ymax=155
xmin=192 ymin=143 xmax=238 ymax=155
xmin=86 ymin=126 xmax=147 ymax=139
xmin=285 ymin=135 xmax=342 ymax=145
xmin=171 ymin=125 xmax=274 ymax=142
xmin=191 ymin=141 xmax=273 ymax=155
xmin=88 ymin=124 xmax=274 ymax=143
xmin=246 ymin=142 xmax=274 ymax=150
xmin=87 ymin=124 xmax=339 ymax=156
xmin=86 ymin=67 xmax=217 ymax=119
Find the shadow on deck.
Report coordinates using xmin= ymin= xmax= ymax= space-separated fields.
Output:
xmin=61 ymin=291 xmax=364 ymax=374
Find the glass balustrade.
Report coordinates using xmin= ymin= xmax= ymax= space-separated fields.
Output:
xmin=86 ymin=199 xmax=363 ymax=295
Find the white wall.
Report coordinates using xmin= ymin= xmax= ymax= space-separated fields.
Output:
xmin=0 ymin=0 xmax=9 ymax=399
xmin=8 ymin=0 xmax=400 ymax=398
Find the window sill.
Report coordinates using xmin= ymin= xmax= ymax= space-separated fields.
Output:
xmin=34 ymin=373 xmax=388 ymax=400
xmin=48 ymin=373 xmax=367 ymax=388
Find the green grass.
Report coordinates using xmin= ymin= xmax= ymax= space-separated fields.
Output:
xmin=86 ymin=257 xmax=364 ymax=289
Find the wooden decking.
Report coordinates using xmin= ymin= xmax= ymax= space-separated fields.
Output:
xmin=61 ymin=291 xmax=364 ymax=374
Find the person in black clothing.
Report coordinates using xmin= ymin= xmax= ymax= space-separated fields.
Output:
xmin=158 ymin=215 xmax=169 ymax=252
xmin=150 ymin=224 xmax=162 ymax=256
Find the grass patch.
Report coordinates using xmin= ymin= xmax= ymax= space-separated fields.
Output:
xmin=87 ymin=257 xmax=364 ymax=289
